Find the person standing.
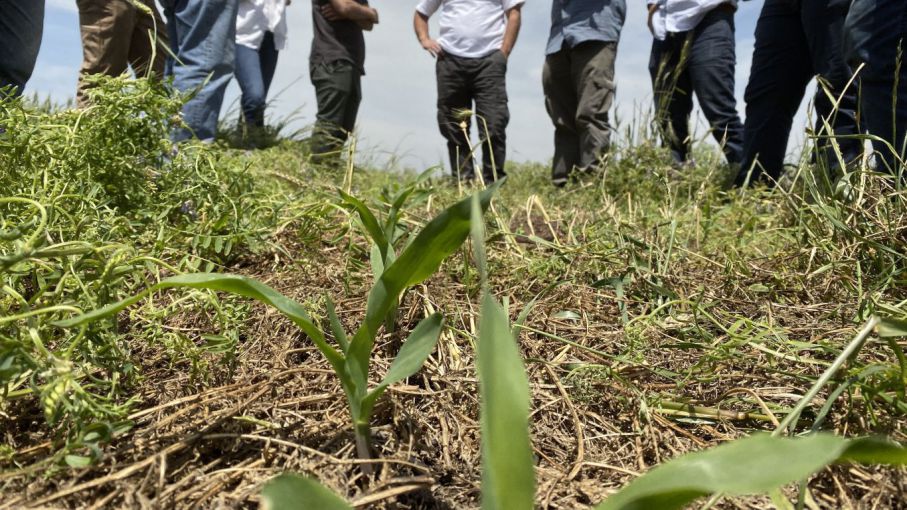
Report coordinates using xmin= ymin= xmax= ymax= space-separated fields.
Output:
xmin=161 ymin=0 xmax=240 ymax=142
xmin=414 ymin=0 xmax=524 ymax=183
xmin=76 ymin=0 xmax=168 ymax=107
xmin=235 ymin=0 xmax=289 ymax=131
xmin=309 ymin=0 xmax=379 ymax=161
xmin=733 ymin=0 xmax=862 ymax=187
xmin=647 ymin=0 xmax=743 ymax=170
xmin=543 ymin=0 xmax=626 ymax=187
xmin=0 ymin=0 xmax=45 ymax=98
xmin=845 ymin=0 xmax=907 ymax=176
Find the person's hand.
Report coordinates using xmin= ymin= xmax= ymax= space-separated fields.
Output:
xmin=322 ymin=3 xmax=342 ymax=21
xmin=501 ymin=47 xmax=511 ymax=59
xmin=421 ymin=38 xmax=443 ymax=58
xmin=370 ymin=7 xmax=379 ymax=23
xmin=647 ymin=3 xmax=658 ymax=36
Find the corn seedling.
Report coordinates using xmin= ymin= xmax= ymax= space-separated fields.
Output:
xmin=58 ymin=183 xmax=502 ymax=467
xmin=259 ymin=181 xmax=534 ymax=510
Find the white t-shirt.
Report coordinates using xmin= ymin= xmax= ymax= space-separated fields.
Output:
xmin=415 ymin=0 xmax=526 ymax=59
xmin=647 ymin=0 xmax=735 ymax=41
xmin=236 ymin=0 xmax=289 ymax=51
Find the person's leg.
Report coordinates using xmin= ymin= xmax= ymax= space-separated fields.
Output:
xmin=736 ymin=0 xmax=813 ymax=187
xmin=128 ymin=0 xmax=169 ymax=80
xmin=235 ymin=42 xmax=266 ymax=127
xmin=169 ymin=0 xmax=239 ymax=142
xmin=0 ymin=0 xmax=44 ymax=97
xmin=688 ymin=7 xmax=744 ymax=166
xmin=436 ymin=54 xmax=476 ymax=180
xmin=800 ymin=0 xmax=863 ymax=174
xmin=311 ymin=60 xmax=358 ymax=158
xmin=649 ymin=34 xmax=694 ymax=165
xmin=845 ymin=0 xmax=907 ymax=174
xmin=76 ymin=0 xmax=133 ymax=106
xmin=473 ymin=51 xmax=509 ymax=182
xmin=572 ymin=41 xmax=618 ymax=172
xmin=340 ymin=67 xmax=362 ymax=141
xmin=542 ymin=50 xmax=580 ymax=186
xmin=259 ymin=31 xmax=279 ymax=100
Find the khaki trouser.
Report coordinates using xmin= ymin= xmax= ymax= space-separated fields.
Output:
xmin=543 ymin=41 xmax=617 ymax=186
xmin=76 ymin=0 xmax=168 ymax=106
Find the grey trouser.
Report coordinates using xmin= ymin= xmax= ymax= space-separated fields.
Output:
xmin=543 ymin=41 xmax=617 ymax=186
xmin=436 ymin=51 xmax=509 ymax=182
xmin=311 ymin=60 xmax=362 ymax=160
xmin=76 ymin=0 xmax=168 ymax=107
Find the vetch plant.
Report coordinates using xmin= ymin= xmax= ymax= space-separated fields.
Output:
xmin=58 ymin=183 xmax=502 ymax=467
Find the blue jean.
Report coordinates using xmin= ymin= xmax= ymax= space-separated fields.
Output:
xmin=235 ymin=31 xmax=279 ymax=128
xmin=162 ymin=0 xmax=239 ymax=142
xmin=649 ymin=6 xmax=743 ymax=167
xmin=736 ymin=0 xmax=862 ymax=187
xmin=845 ymin=0 xmax=907 ymax=175
xmin=0 ymin=0 xmax=45 ymax=97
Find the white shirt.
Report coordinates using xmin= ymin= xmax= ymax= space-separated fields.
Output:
xmin=415 ymin=0 xmax=526 ymax=59
xmin=647 ymin=0 xmax=736 ymax=41
xmin=236 ymin=0 xmax=289 ymax=50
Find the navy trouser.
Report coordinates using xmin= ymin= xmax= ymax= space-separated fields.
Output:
xmin=649 ymin=6 xmax=743 ymax=167
xmin=845 ymin=0 xmax=907 ymax=175
xmin=0 ymin=0 xmax=45 ymax=97
xmin=736 ymin=0 xmax=862 ymax=187
xmin=235 ymin=31 xmax=279 ymax=128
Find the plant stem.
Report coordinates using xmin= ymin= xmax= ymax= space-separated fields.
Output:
xmin=354 ymin=423 xmax=374 ymax=476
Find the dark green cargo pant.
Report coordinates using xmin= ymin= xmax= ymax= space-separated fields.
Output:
xmin=543 ymin=41 xmax=617 ymax=186
xmin=310 ymin=60 xmax=362 ymax=160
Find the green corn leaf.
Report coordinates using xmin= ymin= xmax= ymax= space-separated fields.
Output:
xmin=877 ymin=317 xmax=907 ymax=338
xmin=325 ymin=295 xmax=349 ymax=353
xmin=595 ymin=434 xmax=907 ymax=510
xmin=54 ymin=274 xmax=345 ymax=380
xmin=340 ymin=190 xmax=388 ymax=259
xmin=359 ymin=313 xmax=444 ymax=420
xmin=471 ymin=188 xmax=535 ymax=510
xmin=64 ymin=455 xmax=93 ymax=468
xmin=261 ymin=474 xmax=352 ymax=510
xmin=345 ymin=181 xmax=502 ymax=404
xmin=478 ymin=294 xmax=535 ymax=510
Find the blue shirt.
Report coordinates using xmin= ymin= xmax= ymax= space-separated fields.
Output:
xmin=546 ymin=0 xmax=628 ymax=55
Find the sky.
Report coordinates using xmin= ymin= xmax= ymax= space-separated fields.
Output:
xmin=30 ymin=1 xmax=811 ymax=171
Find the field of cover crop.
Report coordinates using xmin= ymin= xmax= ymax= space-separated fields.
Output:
xmin=2 ymin=77 xmax=907 ymax=509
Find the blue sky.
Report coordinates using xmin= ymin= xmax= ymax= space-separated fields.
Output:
xmin=29 ymin=1 xmax=810 ymax=170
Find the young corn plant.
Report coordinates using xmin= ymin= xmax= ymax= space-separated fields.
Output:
xmin=260 ymin=190 xmax=535 ymax=510
xmin=338 ymin=172 xmax=431 ymax=333
xmin=57 ymin=183 xmax=502 ymax=466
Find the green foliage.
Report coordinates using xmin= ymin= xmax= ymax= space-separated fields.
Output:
xmin=595 ymin=434 xmax=907 ymax=510
xmin=261 ymin=474 xmax=353 ymax=510
xmin=0 ymin=77 xmax=304 ymax=462
xmin=60 ymin=183 xmax=501 ymax=461
xmin=470 ymin=193 xmax=535 ymax=510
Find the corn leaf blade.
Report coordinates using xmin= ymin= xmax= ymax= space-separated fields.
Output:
xmin=595 ymin=434 xmax=907 ymax=510
xmin=345 ymin=181 xmax=502 ymax=399
xmin=359 ymin=313 xmax=444 ymax=419
xmin=54 ymin=274 xmax=345 ymax=376
xmin=261 ymin=474 xmax=352 ymax=510
xmin=478 ymin=293 xmax=535 ymax=510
